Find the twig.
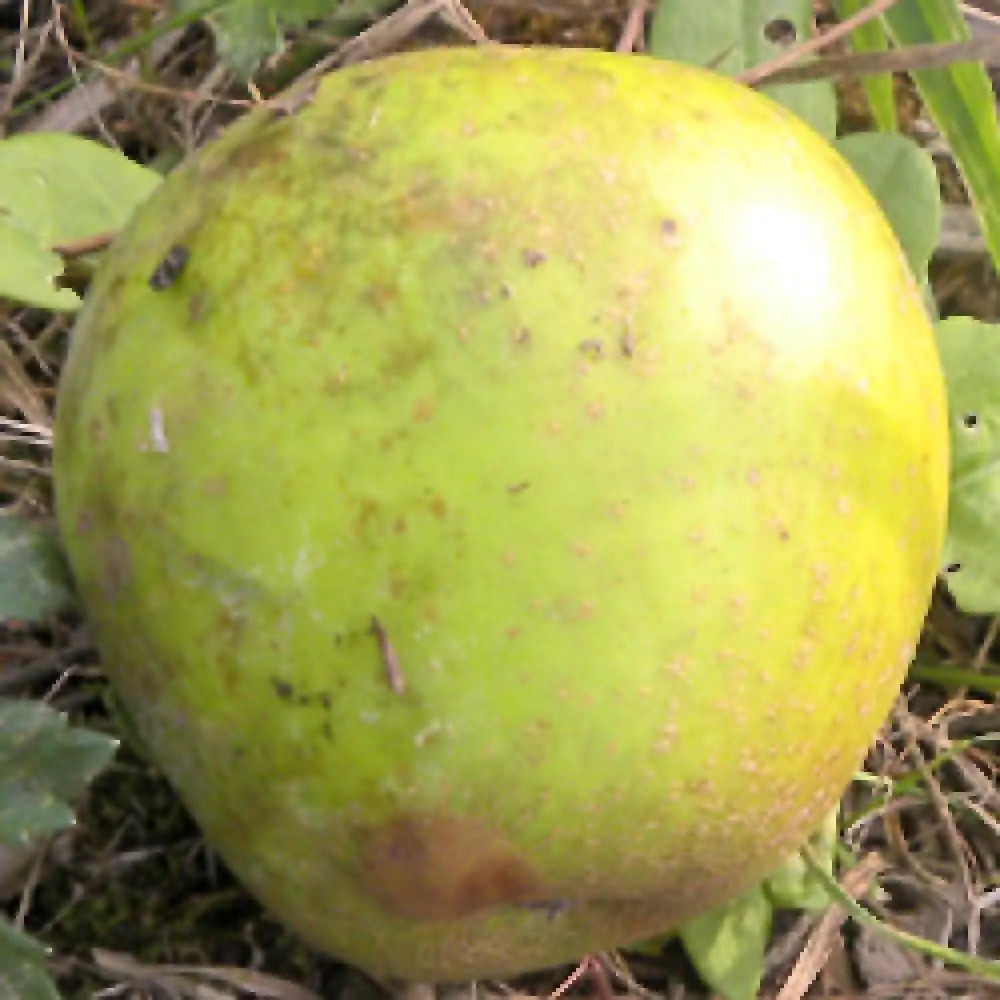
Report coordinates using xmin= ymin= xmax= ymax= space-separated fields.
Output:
xmin=51 ymin=231 xmax=117 ymax=258
xmin=13 ymin=0 xmax=31 ymax=85
xmin=340 ymin=0 xmax=487 ymax=66
xmin=92 ymin=949 xmax=324 ymax=1000
xmin=616 ymin=0 xmax=647 ymax=53
xmin=902 ymin=716 xmax=975 ymax=900
xmin=963 ymin=1 xmax=1000 ymax=31
xmin=747 ymin=35 xmax=1000 ymax=87
xmin=13 ymin=837 xmax=47 ymax=929
xmin=269 ymin=0 xmax=489 ymax=104
xmin=0 ymin=455 xmax=51 ymax=477
xmin=0 ymin=12 xmax=53 ymax=126
xmin=51 ymin=3 xmax=117 ymax=148
xmin=436 ymin=0 xmax=490 ymax=44
xmin=370 ymin=616 xmax=405 ymax=695
xmin=968 ymin=886 xmax=1000 ymax=956
xmin=549 ymin=956 xmax=600 ymax=1000
xmin=46 ymin=38 xmax=255 ymax=109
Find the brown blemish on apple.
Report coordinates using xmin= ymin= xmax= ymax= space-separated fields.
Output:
xmin=411 ymin=397 xmax=435 ymax=423
xmin=365 ymin=281 xmax=398 ymax=312
xmin=202 ymin=476 xmax=228 ymax=497
xmin=428 ymin=495 xmax=447 ymax=519
xmin=357 ymin=812 xmax=542 ymax=919
xmin=354 ymin=498 xmax=379 ymax=539
xmin=89 ymin=415 xmax=109 ymax=446
xmin=101 ymin=535 xmax=132 ymax=601
xmin=381 ymin=335 xmax=434 ymax=380
xmin=187 ymin=290 xmax=209 ymax=323
xmin=660 ymin=218 xmax=680 ymax=245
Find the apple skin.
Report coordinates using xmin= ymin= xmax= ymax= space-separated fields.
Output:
xmin=54 ymin=46 xmax=948 ymax=982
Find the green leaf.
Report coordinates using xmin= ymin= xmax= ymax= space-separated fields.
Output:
xmin=0 ymin=700 xmax=115 ymax=999
xmin=882 ymin=0 xmax=1000 ymax=270
xmin=835 ymin=131 xmax=940 ymax=282
xmin=834 ymin=0 xmax=897 ymax=131
xmin=0 ymin=223 xmax=79 ymax=311
xmin=179 ymin=0 xmax=395 ymax=77
xmin=648 ymin=0 xmax=837 ymax=138
xmin=197 ymin=0 xmax=283 ymax=75
xmin=678 ymin=884 xmax=772 ymax=1000
xmin=0 ymin=918 xmax=59 ymax=1000
xmin=763 ymin=810 xmax=838 ymax=911
xmin=0 ymin=698 xmax=118 ymax=845
xmin=935 ymin=316 xmax=1000 ymax=613
xmin=0 ymin=961 xmax=61 ymax=1000
xmin=0 ymin=919 xmax=47 ymax=964
xmin=0 ymin=133 xmax=160 ymax=311
xmin=0 ymin=517 xmax=76 ymax=624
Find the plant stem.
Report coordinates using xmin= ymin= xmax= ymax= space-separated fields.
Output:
xmin=803 ymin=846 xmax=1000 ymax=982
xmin=909 ymin=661 xmax=1000 ymax=693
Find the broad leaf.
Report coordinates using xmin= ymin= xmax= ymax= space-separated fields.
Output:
xmin=676 ymin=815 xmax=838 ymax=999
xmin=0 ymin=517 xmax=76 ymax=624
xmin=0 ymin=133 xmax=159 ymax=310
xmin=836 ymin=131 xmax=940 ymax=282
xmin=0 ymin=223 xmax=78 ymax=311
xmin=0 ymin=919 xmax=47 ymax=964
xmin=935 ymin=316 xmax=1000 ymax=612
xmin=0 ymin=698 xmax=118 ymax=845
xmin=835 ymin=0 xmax=897 ymax=131
xmin=0 ymin=918 xmax=58 ymax=1000
xmin=678 ymin=884 xmax=772 ymax=1000
xmin=882 ymin=0 xmax=1000 ymax=271
xmin=179 ymin=0 xmax=395 ymax=77
xmin=0 ymin=699 xmax=115 ymax=1000
xmin=649 ymin=0 xmax=837 ymax=138
xmin=763 ymin=810 xmax=838 ymax=911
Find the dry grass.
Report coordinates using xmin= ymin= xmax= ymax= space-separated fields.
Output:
xmin=1 ymin=2 xmax=999 ymax=998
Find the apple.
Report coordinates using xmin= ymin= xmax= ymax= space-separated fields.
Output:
xmin=53 ymin=45 xmax=949 ymax=982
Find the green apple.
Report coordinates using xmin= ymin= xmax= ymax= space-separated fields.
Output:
xmin=53 ymin=46 xmax=949 ymax=982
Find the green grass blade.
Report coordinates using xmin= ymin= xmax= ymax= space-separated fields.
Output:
xmin=835 ymin=0 xmax=897 ymax=130
xmin=882 ymin=0 xmax=1000 ymax=267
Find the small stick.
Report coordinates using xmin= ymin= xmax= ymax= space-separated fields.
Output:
xmin=746 ymin=34 xmax=1000 ymax=87
xmin=51 ymin=230 xmax=116 ymax=257
xmin=371 ymin=616 xmax=405 ymax=695
xmin=616 ymin=0 xmax=648 ymax=53
xmin=549 ymin=957 xmax=592 ymax=1000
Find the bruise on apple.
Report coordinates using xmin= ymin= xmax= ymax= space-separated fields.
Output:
xmin=357 ymin=811 xmax=544 ymax=920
